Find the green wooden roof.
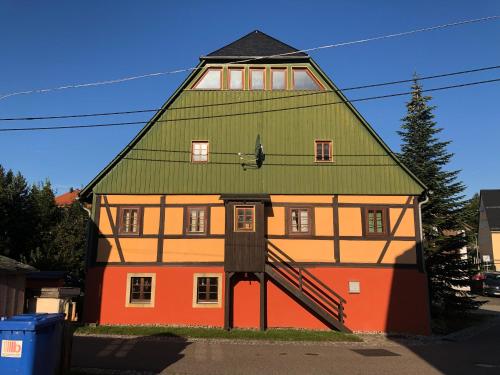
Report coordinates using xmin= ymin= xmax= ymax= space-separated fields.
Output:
xmin=80 ymin=36 xmax=425 ymax=201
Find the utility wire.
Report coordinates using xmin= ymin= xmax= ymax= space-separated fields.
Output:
xmin=1 ymin=64 xmax=499 ymax=122
xmin=0 ymin=76 xmax=498 ymax=132
xmin=0 ymin=15 xmax=498 ymax=102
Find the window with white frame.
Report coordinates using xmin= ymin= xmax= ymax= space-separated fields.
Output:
xmin=191 ymin=141 xmax=209 ymax=163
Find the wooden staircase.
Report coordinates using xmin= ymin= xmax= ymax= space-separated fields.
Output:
xmin=265 ymin=240 xmax=351 ymax=332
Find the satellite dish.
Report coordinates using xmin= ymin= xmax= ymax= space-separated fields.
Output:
xmin=237 ymin=134 xmax=265 ymax=170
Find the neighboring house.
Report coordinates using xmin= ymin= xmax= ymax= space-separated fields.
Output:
xmin=55 ymin=189 xmax=80 ymax=207
xmin=79 ymin=31 xmax=430 ymax=334
xmin=478 ymin=189 xmax=500 ymax=270
xmin=0 ymin=255 xmax=36 ymax=317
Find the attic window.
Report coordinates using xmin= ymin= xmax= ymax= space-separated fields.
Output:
xmin=250 ymin=68 xmax=265 ymax=90
xmin=228 ymin=68 xmax=244 ymax=90
xmin=293 ymin=68 xmax=322 ymax=90
xmin=194 ymin=68 xmax=222 ymax=89
xmin=271 ymin=68 xmax=287 ymax=90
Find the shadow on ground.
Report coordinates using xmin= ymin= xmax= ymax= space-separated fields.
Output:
xmin=72 ymin=333 xmax=189 ymax=373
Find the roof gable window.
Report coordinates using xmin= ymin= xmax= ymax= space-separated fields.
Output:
xmin=271 ymin=68 xmax=287 ymax=90
xmin=293 ymin=68 xmax=323 ymax=90
xmin=228 ymin=68 xmax=244 ymax=90
xmin=250 ymin=68 xmax=265 ymax=90
xmin=194 ymin=68 xmax=222 ymax=89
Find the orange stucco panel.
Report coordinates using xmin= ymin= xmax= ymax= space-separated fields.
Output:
xmin=98 ymin=206 xmax=117 ymax=235
xmin=389 ymin=208 xmax=415 ymax=237
xmin=164 ymin=207 xmax=184 ymax=234
xmin=338 ymin=195 xmax=414 ymax=204
xmin=163 ymin=239 xmax=224 ymax=262
xmin=96 ymin=238 xmax=158 ymax=262
xmin=104 ymin=195 xmax=163 ymax=204
xmin=142 ymin=207 xmax=160 ymax=235
xmin=338 ymin=207 xmax=363 ymax=236
xmin=267 ymin=239 xmax=333 ymax=262
xmin=267 ymin=206 xmax=285 ymax=235
xmin=340 ymin=240 xmax=416 ymax=263
xmin=210 ymin=207 xmax=225 ymax=235
xmin=166 ymin=195 xmax=223 ymax=204
xmin=315 ymin=207 xmax=334 ymax=236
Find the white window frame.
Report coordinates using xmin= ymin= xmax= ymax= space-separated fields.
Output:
xmin=192 ymin=273 xmax=222 ymax=308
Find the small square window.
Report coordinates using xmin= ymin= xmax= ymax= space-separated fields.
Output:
xmin=193 ymin=273 xmax=222 ymax=308
xmin=234 ymin=205 xmax=255 ymax=232
xmin=191 ymin=141 xmax=209 ymax=163
xmin=228 ymin=68 xmax=244 ymax=90
xmin=288 ymin=208 xmax=312 ymax=234
xmin=197 ymin=277 xmax=219 ymax=303
xmin=125 ymin=273 xmax=156 ymax=308
xmin=271 ymin=68 xmax=287 ymax=90
xmin=118 ymin=207 xmax=141 ymax=234
xmin=315 ymin=140 xmax=332 ymax=162
xmin=364 ymin=207 xmax=388 ymax=236
xmin=250 ymin=68 xmax=265 ymax=90
xmin=186 ymin=207 xmax=208 ymax=234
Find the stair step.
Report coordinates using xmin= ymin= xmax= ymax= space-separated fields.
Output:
xmin=265 ymin=264 xmax=351 ymax=333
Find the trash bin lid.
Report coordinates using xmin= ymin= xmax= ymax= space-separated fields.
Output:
xmin=0 ymin=313 xmax=65 ymax=331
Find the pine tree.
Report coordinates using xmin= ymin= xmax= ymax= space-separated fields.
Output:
xmin=398 ymin=77 xmax=481 ymax=317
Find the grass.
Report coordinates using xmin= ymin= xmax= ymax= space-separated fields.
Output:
xmin=75 ymin=325 xmax=361 ymax=342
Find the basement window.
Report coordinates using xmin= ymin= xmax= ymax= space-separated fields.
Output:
xmin=292 ymin=68 xmax=323 ymax=90
xmin=193 ymin=68 xmax=222 ymax=89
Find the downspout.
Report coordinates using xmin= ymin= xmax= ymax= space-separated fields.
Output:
xmin=418 ymin=191 xmax=430 ymax=258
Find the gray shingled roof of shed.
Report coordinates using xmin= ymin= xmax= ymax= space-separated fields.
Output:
xmin=204 ymin=30 xmax=308 ymax=58
xmin=481 ymin=189 xmax=500 ymax=231
xmin=0 ymin=255 xmax=36 ymax=273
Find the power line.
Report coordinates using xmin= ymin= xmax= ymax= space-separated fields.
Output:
xmin=0 ymin=15 xmax=498 ymax=102
xmin=0 ymin=76 xmax=498 ymax=133
xmin=1 ymin=64 xmax=499 ymax=122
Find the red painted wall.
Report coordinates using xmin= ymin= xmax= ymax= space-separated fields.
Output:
xmin=83 ymin=266 xmax=430 ymax=335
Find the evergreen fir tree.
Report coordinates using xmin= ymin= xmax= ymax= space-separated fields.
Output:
xmin=398 ymin=77 xmax=481 ymax=317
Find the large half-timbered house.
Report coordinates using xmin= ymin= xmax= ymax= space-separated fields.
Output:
xmin=80 ymin=31 xmax=430 ymax=334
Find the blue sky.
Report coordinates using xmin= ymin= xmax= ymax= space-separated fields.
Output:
xmin=0 ymin=1 xmax=499 ymax=197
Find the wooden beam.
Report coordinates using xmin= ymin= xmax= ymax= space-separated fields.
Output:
xmin=157 ymin=195 xmax=166 ymax=262
xmin=258 ymin=272 xmax=267 ymax=331
xmin=224 ymin=272 xmax=233 ymax=330
xmin=332 ymin=195 xmax=340 ymax=262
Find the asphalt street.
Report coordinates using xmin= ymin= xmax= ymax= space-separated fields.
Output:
xmin=72 ymin=298 xmax=500 ymax=375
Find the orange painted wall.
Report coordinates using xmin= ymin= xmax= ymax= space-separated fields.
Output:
xmin=84 ymin=265 xmax=430 ymax=335
xmin=95 ymin=194 xmax=418 ymax=265
xmin=84 ymin=266 xmax=225 ymax=326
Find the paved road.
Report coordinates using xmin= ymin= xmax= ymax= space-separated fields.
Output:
xmin=72 ymin=298 xmax=500 ymax=375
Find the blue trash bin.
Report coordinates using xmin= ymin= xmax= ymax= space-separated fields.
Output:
xmin=0 ymin=313 xmax=65 ymax=375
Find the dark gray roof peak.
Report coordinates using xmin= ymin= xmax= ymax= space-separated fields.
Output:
xmin=204 ymin=30 xmax=308 ymax=59
xmin=481 ymin=189 xmax=500 ymax=231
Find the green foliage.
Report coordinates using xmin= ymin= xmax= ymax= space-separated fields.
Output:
xmin=0 ymin=165 xmax=88 ymax=284
xmin=398 ymin=77 xmax=481 ymax=317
